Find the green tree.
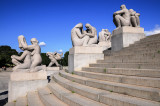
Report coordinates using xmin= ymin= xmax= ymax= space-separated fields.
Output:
xmin=61 ymin=51 xmax=69 ymax=66
xmin=41 ymin=53 xmax=50 ymax=66
xmin=0 ymin=46 xmax=18 ymax=67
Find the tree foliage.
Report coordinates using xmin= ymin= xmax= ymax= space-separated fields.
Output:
xmin=62 ymin=51 xmax=69 ymax=66
xmin=41 ymin=53 xmax=50 ymax=66
xmin=0 ymin=46 xmax=18 ymax=67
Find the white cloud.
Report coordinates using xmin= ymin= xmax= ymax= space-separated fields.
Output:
xmin=59 ymin=49 xmax=63 ymax=52
xmin=145 ymin=25 xmax=160 ymax=36
xmin=39 ymin=42 xmax=46 ymax=46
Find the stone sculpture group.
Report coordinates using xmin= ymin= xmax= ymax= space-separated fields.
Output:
xmin=113 ymin=4 xmax=140 ymax=28
xmin=71 ymin=4 xmax=140 ymax=48
xmin=11 ymin=35 xmax=46 ymax=72
xmin=11 ymin=4 xmax=141 ymax=72
xmin=71 ymin=23 xmax=97 ymax=47
xmin=46 ymin=52 xmax=63 ymax=67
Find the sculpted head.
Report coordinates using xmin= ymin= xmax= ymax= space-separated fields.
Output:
xmin=18 ymin=35 xmax=27 ymax=51
xmin=129 ymin=9 xmax=134 ymax=13
xmin=31 ymin=38 xmax=38 ymax=45
xmin=120 ymin=4 xmax=126 ymax=10
xmin=75 ymin=23 xmax=83 ymax=28
xmin=85 ymin=23 xmax=92 ymax=29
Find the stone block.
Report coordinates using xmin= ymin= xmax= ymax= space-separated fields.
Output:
xmin=47 ymin=67 xmax=60 ymax=71
xmin=68 ymin=46 xmax=104 ymax=73
xmin=8 ymin=71 xmax=48 ymax=102
xmin=111 ymin=26 xmax=145 ymax=51
xmin=10 ymin=71 xmax=47 ymax=81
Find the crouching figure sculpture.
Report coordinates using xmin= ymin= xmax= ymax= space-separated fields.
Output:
xmin=46 ymin=52 xmax=63 ymax=67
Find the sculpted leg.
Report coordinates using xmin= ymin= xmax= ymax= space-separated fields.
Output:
xmin=82 ymin=36 xmax=90 ymax=46
xmin=131 ymin=16 xmax=137 ymax=27
xmin=88 ymin=37 xmax=97 ymax=45
xmin=48 ymin=62 xmax=53 ymax=67
xmin=115 ymin=15 xmax=121 ymax=28
xmin=135 ymin=15 xmax=140 ymax=27
xmin=55 ymin=60 xmax=60 ymax=66
xmin=118 ymin=15 xmax=130 ymax=27
xmin=12 ymin=58 xmax=21 ymax=66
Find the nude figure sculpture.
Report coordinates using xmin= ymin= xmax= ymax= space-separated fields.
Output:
xmin=46 ymin=52 xmax=63 ymax=67
xmin=99 ymin=29 xmax=111 ymax=42
xmin=98 ymin=29 xmax=111 ymax=48
xmin=113 ymin=4 xmax=130 ymax=28
xmin=129 ymin=9 xmax=140 ymax=27
xmin=71 ymin=23 xmax=90 ymax=46
xmin=84 ymin=23 xmax=97 ymax=45
xmin=11 ymin=35 xmax=32 ymax=71
xmin=11 ymin=35 xmax=46 ymax=72
xmin=71 ymin=23 xmax=97 ymax=47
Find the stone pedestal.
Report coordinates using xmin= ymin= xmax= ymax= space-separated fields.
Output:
xmin=8 ymin=71 xmax=48 ymax=102
xmin=111 ymin=26 xmax=145 ymax=51
xmin=47 ymin=67 xmax=60 ymax=71
xmin=68 ymin=46 xmax=104 ymax=73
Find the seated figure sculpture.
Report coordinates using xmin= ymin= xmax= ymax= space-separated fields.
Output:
xmin=46 ymin=52 xmax=63 ymax=67
xmin=71 ymin=23 xmax=90 ymax=46
xmin=99 ymin=29 xmax=111 ymax=42
xmin=129 ymin=9 xmax=140 ymax=27
xmin=11 ymin=35 xmax=32 ymax=71
xmin=11 ymin=35 xmax=46 ymax=72
xmin=98 ymin=29 xmax=111 ymax=48
xmin=83 ymin=23 xmax=97 ymax=45
xmin=113 ymin=4 xmax=130 ymax=28
xmin=71 ymin=23 xmax=97 ymax=46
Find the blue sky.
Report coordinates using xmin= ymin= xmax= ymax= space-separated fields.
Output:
xmin=0 ymin=0 xmax=160 ymax=53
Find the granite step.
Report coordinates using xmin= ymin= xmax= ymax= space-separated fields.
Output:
xmin=59 ymin=70 xmax=160 ymax=102
xmin=110 ymin=50 xmax=159 ymax=57
xmin=89 ymin=63 xmax=160 ymax=69
xmin=74 ymin=70 xmax=160 ymax=88
xmin=128 ymin=39 xmax=160 ymax=47
xmin=4 ymin=102 xmax=15 ymax=106
xmin=38 ymin=87 xmax=68 ymax=106
xmin=27 ymin=91 xmax=44 ymax=106
xmin=81 ymin=67 xmax=160 ymax=78
xmin=133 ymin=34 xmax=160 ymax=43
xmin=52 ymin=73 xmax=160 ymax=106
xmin=125 ymin=43 xmax=160 ymax=50
xmin=135 ymin=36 xmax=160 ymax=43
xmin=105 ymin=51 xmax=159 ymax=57
xmin=102 ymin=54 xmax=160 ymax=63
xmin=15 ymin=97 xmax=27 ymax=106
xmin=48 ymin=79 xmax=106 ymax=106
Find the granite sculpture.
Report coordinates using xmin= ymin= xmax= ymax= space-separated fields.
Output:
xmin=113 ymin=4 xmax=130 ymax=28
xmin=113 ymin=4 xmax=140 ymax=28
xmin=71 ymin=23 xmax=97 ymax=47
xmin=46 ymin=52 xmax=63 ymax=67
xmin=98 ymin=29 xmax=111 ymax=48
xmin=84 ymin=23 xmax=97 ymax=45
xmin=11 ymin=35 xmax=46 ymax=72
xmin=129 ymin=9 xmax=140 ymax=27
xmin=99 ymin=29 xmax=111 ymax=42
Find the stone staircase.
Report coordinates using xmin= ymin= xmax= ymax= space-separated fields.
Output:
xmin=5 ymin=33 xmax=160 ymax=106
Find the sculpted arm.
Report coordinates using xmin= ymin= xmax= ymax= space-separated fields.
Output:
xmin=75 ymin=29 xmax=85 ymax=39
xmin=114 ymin=10 xmax=125 ymax=15
xmin=87 ymin=28 xmax=97 ymax=37
xmin=11 ymin=51 xmax=28 ymax=61
xmin=22 ymin=44 xmax=35 ymax=50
